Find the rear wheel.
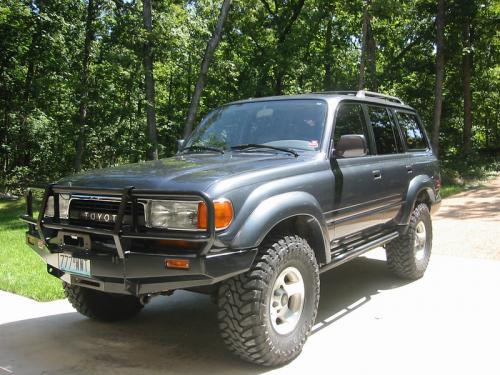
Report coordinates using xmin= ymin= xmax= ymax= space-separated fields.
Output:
xmin=64 ymin=283 xmax=143 ymax=321
xmin=217 ymin=235 xmax=320 ymax=366
xmin=386 ymin=203 xmax=432 ymax=279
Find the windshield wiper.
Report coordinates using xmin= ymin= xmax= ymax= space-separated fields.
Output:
xmin=231 ymin=144 xmax=299 ymax=157
xmin=180 ymin=145 xmax=225 ymax=154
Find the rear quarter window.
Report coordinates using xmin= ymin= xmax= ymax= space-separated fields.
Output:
xmin=396 ymin=112 xmax=428 ymax=151
xmin=367 ymin=106 xmax=402 ymax=154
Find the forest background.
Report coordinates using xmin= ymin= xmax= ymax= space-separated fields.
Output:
xmin=1 ymin=0 xmax=498 ymax=192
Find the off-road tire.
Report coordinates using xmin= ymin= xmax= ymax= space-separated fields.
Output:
xmin=386 ymin=203 xmax=432 ymax=279
xmin=217 ymin=235 xmax=320 ymax=366
xmin=63 ymin=283 xmax=143 ymax=321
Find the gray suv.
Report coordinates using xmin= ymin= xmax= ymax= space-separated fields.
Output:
xmin=22 ymin=90 xmax=441 ymax=366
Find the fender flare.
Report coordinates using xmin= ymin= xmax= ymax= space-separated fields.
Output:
xmin=398 ymin=175 xmax=437 ymax=225
xmin=230 ymin=191 xmax=331 ymax=264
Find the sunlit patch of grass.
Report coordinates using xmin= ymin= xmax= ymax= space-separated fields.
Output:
xmin=0 ymin=199 xmax=64 ymax=301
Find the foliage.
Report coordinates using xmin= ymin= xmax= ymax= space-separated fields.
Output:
xmin=0 ymin=0 xmax=498 ymax=190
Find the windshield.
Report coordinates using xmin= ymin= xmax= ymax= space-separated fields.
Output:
xmin=183 ymin=99 xmax=327 ymax=152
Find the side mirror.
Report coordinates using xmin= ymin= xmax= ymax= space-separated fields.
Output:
xmin=177 ymin=139 xmax=185 ymax=153
xmin=333 ymin=134 xmax=368 ymax=158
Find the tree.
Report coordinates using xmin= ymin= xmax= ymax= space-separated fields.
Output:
xmin=431 ymin=0 xmax=445 ymax=157
xmin=461 ymin=3 xmax=474 ymax=155
xmin=142 ymin=0 xmax=158 ymax=160
xmin=270 ymin=0 xmax=305 ymax=94
xmin=323 ymin=2 xmax=335 ymax=91
xmin=183 ymin=0 xmax=232 ymax=139
xmin=358 ymin=0 xmax=377 ymax=91
xmin=1 ymin=0 xmax=498 ymax=190
xmin=74 ymin=0 xmax=98 ymax=172
xmin=359 ymin=0 xmax=369 ymax=90
xmin=24 ymin=0 xmax=45 ymax=103
xmin=366 ymin=8 xmax=377 ymax=91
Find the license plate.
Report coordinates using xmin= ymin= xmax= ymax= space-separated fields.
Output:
xmin=58 ymin=254 xmax=91 ymax=277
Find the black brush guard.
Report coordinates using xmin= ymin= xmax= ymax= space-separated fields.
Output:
xmin=20 ymin=185 xmax=257 ymax=295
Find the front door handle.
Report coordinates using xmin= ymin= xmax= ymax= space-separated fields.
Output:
xmin=372 ymin=170 xmax=382 ymax=180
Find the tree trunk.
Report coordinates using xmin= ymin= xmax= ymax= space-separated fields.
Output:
xmin=257 ymin=0 xmax=304 ymax=95
xmin=183 ymin=0 xmax=232 ymax=139
xmin=431 ymin=0 xmax=445 ymax=158
xmin=74 ymin=0 xmax=97 ymax=172
xmin=272 ymin=0 xmax=305 ymax=95
xmin=366 ymin=18 xmax=377 ymax=91
xmin=323 ymin=13 xmax=334 ymax=91
xmin=167 ymin=70 xmax=173 ymax=119
xmin=359 ymin=1 xmax=370 ymax=90
xmin=142 ymin=0 xmax=158 ymax=160
xmin=186 ymin=51 xmax=192 ymax=103
xmin=24 ymin=0 xmax=45 ymax=103
xmin=462 ymin=18 xmax=473 ymax=155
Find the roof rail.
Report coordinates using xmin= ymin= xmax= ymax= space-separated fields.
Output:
xmin=313 ymin=90 xmax=404 ymax=105
xmin=356 ymin=90 xmax=404 ymax=104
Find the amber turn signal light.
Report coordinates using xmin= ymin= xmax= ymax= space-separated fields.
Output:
xmin=165 ymin=259 xmax=190 ymax=270
xmin=197 ymin=199 xmax=233 ymax=230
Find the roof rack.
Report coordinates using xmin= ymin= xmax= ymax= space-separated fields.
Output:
xmin=313 ymin=90 xmax=404 ymax=105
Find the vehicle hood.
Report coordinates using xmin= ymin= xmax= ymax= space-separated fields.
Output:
xmin=56 ymin=153 xmax=315 ymax=193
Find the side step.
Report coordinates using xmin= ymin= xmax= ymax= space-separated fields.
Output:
xmin=319 ymin=231 xmax=399 ymax=274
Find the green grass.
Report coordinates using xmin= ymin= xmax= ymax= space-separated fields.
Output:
xmin=0 ymin=199 xmax=64 ymax=301
xmin=440 ymin=184 xmax=471 ymax=198
xmin=440 ymin=172 xmax=498 ymax=198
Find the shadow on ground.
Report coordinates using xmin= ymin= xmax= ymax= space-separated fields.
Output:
xmin=0 ymin=257 xmax=409 ymax=375
xmin=435 ymin=184 xmax=499 ymax=221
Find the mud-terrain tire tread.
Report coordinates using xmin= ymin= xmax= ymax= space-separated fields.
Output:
xmin=63 ymin=283 xmax=143 ymax=321
xmin=386 ymin=203 xmax=432 ymax=280
xmin=217 ymin=235 xmax=320 ymax=366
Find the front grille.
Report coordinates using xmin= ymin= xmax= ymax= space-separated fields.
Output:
xmin=68 ymin=197 xmax=146 ymax=228
xmin=70 ymin=199 xmax=139 ymax=215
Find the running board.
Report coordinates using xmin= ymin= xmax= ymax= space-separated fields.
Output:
xmin=320 ymin=231 xmax=399 ymax=274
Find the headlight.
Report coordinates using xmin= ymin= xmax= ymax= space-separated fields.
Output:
xmin=148 ymin=200 xmax=201 ymax=230
xmin=148 ymin=198 xmax=233 ymax=230
xmin=44 ymin=195 xmax=70 ymax=219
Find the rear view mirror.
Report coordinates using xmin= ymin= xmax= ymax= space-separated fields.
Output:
xmin=333 ymin=135 xmax=368 ymax=158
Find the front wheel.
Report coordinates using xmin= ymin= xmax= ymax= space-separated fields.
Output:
xmin=386 ymin=203 xmax=433 ymax=279
xmin=217 ymin=235 xmax=320 ymax=366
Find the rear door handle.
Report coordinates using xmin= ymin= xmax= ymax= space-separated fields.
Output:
xmin=372 ymin=170 xmax=382 ymax=180
xmin=406 ymin=165 xmax=413 ymax=174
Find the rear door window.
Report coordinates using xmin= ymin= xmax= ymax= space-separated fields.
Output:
xmin=367 ymin=106 xmax=401 ymax=155
xmin=396 ymin=112 xmax=428 ymax=151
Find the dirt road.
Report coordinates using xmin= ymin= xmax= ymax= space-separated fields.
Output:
xmin=433 ymin=175 xmax=500 ymax=260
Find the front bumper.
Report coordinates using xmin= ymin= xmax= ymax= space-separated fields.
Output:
xmin=26 ymin=232 xmax=256 ymax=295
xmin=21 ymin=185 xmax=257 ymax=296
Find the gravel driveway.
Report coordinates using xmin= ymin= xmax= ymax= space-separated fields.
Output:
xmin=433 ymin=175 xmax=500 ymax=260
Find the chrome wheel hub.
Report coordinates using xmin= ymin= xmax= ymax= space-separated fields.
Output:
xmin=270 ymin=266 xmax=305 ymax=335
xmin=414 ymin=221 xmax=427 ymax=261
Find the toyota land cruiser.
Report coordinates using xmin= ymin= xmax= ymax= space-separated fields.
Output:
xmin=21 ymin=90 xmax=441 ymax=366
